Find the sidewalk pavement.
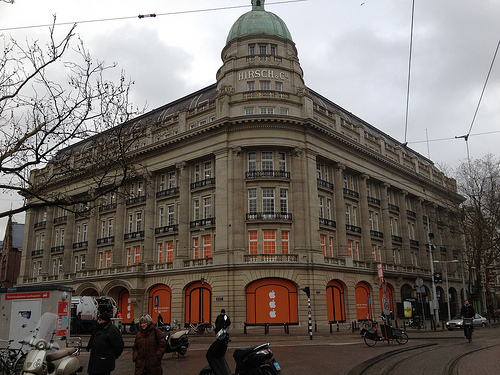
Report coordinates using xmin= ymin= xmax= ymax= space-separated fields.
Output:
xmin=78 ymin=321 xmax=499 ymax=349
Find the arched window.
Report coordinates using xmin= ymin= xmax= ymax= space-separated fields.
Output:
xmin=246 ymin=278 xmax=298 ymax=325
xmin=326 ymin=280 xmax=346 ymax=322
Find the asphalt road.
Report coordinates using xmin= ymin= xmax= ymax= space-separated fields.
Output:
xmin=75 ymin=324 xmax=500 ymax=375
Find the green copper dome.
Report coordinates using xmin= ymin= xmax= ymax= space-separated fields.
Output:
xmin=226 ymin=0 xmax=293 ymax=43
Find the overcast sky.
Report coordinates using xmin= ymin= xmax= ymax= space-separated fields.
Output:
xmin=1 ymin=0 xmax=499 ymax=235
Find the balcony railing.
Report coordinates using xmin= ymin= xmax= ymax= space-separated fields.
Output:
xmin=244 ymin=254 xmax=298 ymax=263
xmin=99 ymin=203 xmax=117 ymax=213
xmin=346 ymin=224 xmax=362 ymax=233
xmin=156 ymin=187 xmax=180 ymax=198
xmin=317 ymin=179 xmax=334 ymax=190
xmin=343 ymin=188 xmax=359 ymax=198
xmin=31 ymin=249 xmax=44 ymax=257
xmin=124 ymin=231 xmax=145 ymax=240
xmin=246 ymin=212 xmax=292 ymax=221
xmin=126 ymin=196 xmax=147 ymax=205
xmin=406 ymin=210 xmax=416 ymax=218
xmin=190 ymin=178 xmax=216 ymax=190
xmin=243 ymin=90 xmax=290 ymax=99
xmin=34 ymin=221 xmax=46 ymax=228
xmin=367 ymin=196 xmax=380 ymax=205
xmin=53 ymin=216 xmax=67 ymax=224
xmin=97 ymin=236 xmax=115 ymax=245
xmin=319 ymin=218 xmax=336 ymax=228
xmin=391 ymin=235 xmax=403 ymax=243
xmin=72 ymin=241 xmax=88 ymax=249
xmin=50 ymin=246 xmax=64 ymax=253
xmin=388 ymin=204 xmax=399 ymax=212
xmin=246 ymin=170 xmax=290 ymax=179
xmin=190 ymin=217 xmax=216 ymax=228
xmin=183 ymin=257 xmax=213 ymax=267
xmin=155 ymin=224 xmax=179 ymax=234
xmin=370 ymin=230 xmax=384 ymax=238
xmin=410 ymin=239 xmax=419 ymax=247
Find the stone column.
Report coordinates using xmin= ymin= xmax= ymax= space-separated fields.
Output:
xmin=415 ymin=198 xmax=428 ymax=267
xmin=113 ymin=186 xmax=126 ymax=266
xmin=214 ymin=149 xmax=229 ymax=264
xmin=175 ymin=161 xmax=190 ymax=267
xmin=143 ymin=177 xmax=155 ymax=264
xmin=41 ymin=207 xmax=55 ymax=275
xmin=380 ymin=183 xmax=392 ymax=263
xmin=359 ymin=174 xmax=372 ymax=261
xmin=228 ymin=146 xmax=246 ymax=263
xmin=333 ymin=163 xmax=347 ymax=257
xmin=398 ymin=190 xmax=411 ymax=266
xmin=86 ymin=207 xmax=98 ymax=270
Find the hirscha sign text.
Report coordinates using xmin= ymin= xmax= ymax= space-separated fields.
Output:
xmin=238 ymin=70 xmax=290 ymax=81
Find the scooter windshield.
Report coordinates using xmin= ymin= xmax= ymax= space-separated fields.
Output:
xmin=23 ymin=312 xmax=59 ymax=344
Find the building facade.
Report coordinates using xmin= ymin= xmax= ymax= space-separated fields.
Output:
xmin=18 ymin=0 xmax=465 ymax=330
xmin=1 ymin=216 xmax=24 ymax=288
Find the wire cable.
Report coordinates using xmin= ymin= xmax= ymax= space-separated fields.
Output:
xmin=404 ymin=0 xmax=416 ymax=145
xmin=0 ymin=0 xmax=307 ymax=32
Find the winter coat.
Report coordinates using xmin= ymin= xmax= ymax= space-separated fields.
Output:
xmin=461 ymin=304 xmax=475 ymax=319
xmin=87 ymin=321 xmax=124 ymax=374
xmin=215 ymin=313 xmax=231 ymax=333
xmin=132 ymin=323 xmax=167 ymax=375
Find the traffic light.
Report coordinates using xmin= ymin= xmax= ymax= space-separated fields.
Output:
xmin=433 ymin=272 xmax=443 ymax=284
xmin=301 ymin=287 xmax=310 ymax=298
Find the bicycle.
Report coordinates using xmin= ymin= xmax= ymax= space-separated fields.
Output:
xmin=463 ymin=318 xmax=473 ymax=343
xmin=190 ymin=322 xmax=214 ymax=334
xmin=0 ymin=339 xmax=28 ymax=375
xmin=360 ymin=320 xmax=409 ymax=346
xmin=358 ymin=318 xmax=373 ymax=329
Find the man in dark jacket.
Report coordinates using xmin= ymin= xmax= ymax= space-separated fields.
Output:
xmin=460 ymin=300 xmax=475 ymax=319
xmin=214 ymin=309 xmax=231 ymax=334
xmin=87 ymin=311 xmax=124 ymax=375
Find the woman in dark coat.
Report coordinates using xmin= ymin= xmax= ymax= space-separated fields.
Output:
xmin=87 ymin=311 xmax=124 ymax=375
xmin=132 ymin=314 xmax=167 ymax=375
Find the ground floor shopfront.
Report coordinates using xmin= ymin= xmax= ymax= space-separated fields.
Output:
xmin=66 ymin=264 xmax=463 ymax=330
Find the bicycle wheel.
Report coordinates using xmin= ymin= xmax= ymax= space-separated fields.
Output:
xmin=363 ymin=335 xmax=377 ymax=347
xmin=14 ymin=353 xmax=27 ymax=374
xmin=396 ymin=332 xmax=409 ymax=345
xmin=205 ymin=324 xmax=214 ymax=334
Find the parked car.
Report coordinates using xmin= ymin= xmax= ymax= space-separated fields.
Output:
xmin=446 ymin=313 xmax=488 ymax=330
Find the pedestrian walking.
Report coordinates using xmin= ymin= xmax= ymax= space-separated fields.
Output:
xmin=132 ymin=314 xmax=167 ymax=375
xmin=87 ymin=311 xmax=124 ymax=375
xmin=214 ymin=309 xmax=231 ymax=334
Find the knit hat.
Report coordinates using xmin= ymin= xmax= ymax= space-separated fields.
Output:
xmin=98 ymin=311 xmax=112 ymax=322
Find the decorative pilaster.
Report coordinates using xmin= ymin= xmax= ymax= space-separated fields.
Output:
xmin=333 ymin=163 xmax=347 ymax=257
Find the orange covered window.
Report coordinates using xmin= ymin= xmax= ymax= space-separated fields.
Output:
xmin=281 ymin=231 xmax=289 ymax=254
xmin=167 ymin=241 xmax=173 ymax=263
xmin=249 ymin=231 xmax=258 ymax=254
xmin=263 ymin=231 xmax=276 ymax=254
xmin=157 ymin=243 xmax=163 ymax=263
xmin=203 ymin=236 xmax=212 ymax=258
xmin=320 ymin=235 xmax=326 ymax=256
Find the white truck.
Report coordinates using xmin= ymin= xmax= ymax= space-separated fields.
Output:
xmin=71 ymin=296 xmax=118 ymax=333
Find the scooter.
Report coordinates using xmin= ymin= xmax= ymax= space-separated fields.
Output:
xmin=21 ymin=312 xmax=83 ymax=375
xmin=199 ymin=329 xmax=282 ymax=375
xmin=160 ymin=325 xmax=190 ymax=356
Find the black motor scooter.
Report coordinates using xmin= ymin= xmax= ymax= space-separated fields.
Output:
xmin=199 ymin=329 xmax=282 ymax=375
xmin=159 ymin=325 xmax=190 ymax=356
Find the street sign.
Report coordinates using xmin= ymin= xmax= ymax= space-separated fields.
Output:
xmin=154 ymin=295 xmax=159 ymax=308
xmin=383 ymin=297 xmax=390 ymax=315
xmin=415 ymin=277 xmax=424 ymax=287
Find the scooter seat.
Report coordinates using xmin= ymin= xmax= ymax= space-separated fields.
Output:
xmin=171 ymin=330 xmax=188 ymax=340
xmin=233 ymin=343 xmax=269 ymax=362
xmin=46 ymin=347 xmax=77 ymax=361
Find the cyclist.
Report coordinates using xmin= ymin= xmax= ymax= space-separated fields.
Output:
xmin=460 ymin=300 xmax=475 ymax=339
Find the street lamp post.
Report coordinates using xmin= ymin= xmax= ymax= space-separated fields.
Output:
xmin=433 ymin=260 xmax=459 ymax=322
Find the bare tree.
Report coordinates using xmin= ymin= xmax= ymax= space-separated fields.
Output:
xmin=0 ymin=18 xmax=143 ymax=218
xmin=455 ymin=154 xmax=500 ymax=313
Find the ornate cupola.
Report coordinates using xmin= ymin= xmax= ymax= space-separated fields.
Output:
xmin=216 ymin=0 xmax=307 ymax=118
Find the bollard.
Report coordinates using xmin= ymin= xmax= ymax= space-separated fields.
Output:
xmin=244 ymin=324 xmax=247 ymax=334
xmin=315 ymin=320 xmax=317 ymax=332
xmin=335 ymin=322 xmax=338 ymax=332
